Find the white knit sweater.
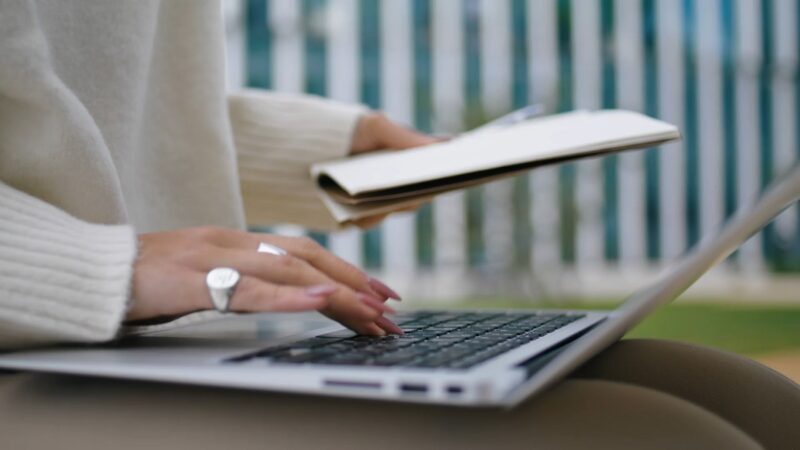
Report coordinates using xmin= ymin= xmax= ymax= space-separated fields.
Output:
xmin=0 ymin=1 xmax=365 ymax=348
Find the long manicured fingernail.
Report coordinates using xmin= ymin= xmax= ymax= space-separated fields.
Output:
xmin=305 ymin=284 xmax=338 ymax=297
xmin=367 ymin=277 xmax=402 ymax=301
xmin=375 ymin=315 xmax=404 ymax=335
xmin=359 ymin=273 xmax=383 ymax=299
xmin=431 ymin=133 xmax=454 ymax=141
xmin=357 ymin=293 xmax=396 ymax=315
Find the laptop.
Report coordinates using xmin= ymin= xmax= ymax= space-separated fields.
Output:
xmin=0 ymin=164 xmax=797 ymax=408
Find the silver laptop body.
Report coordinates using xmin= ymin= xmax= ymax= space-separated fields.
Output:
xmin=0 ymin=165 xmax=797 ymax=408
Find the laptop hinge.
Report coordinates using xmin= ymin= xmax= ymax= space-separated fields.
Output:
xmin=516 ymin=326 xmax=595 ymax=378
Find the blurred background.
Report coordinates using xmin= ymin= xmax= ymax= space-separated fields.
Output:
xmin=223 ymin=0 xmax=800 ymax=377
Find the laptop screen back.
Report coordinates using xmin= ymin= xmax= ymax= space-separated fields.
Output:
xmin=506 ymin=164 xmax=800 ymax=407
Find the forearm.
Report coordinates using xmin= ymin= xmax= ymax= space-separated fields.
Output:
xmin=228 ymin=90 xmax=366 ymax=230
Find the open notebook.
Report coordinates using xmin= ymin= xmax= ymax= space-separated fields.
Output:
xmin=312 ymin=109 xmax=680 ymax=225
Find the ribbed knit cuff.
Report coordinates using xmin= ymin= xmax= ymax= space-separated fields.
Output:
xmin=0 ymin=182 xmax=136 ymax=348
xmin=228 ymin=90 xmax=367 ymax=231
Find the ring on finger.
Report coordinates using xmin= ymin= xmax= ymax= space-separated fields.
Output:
xmin=257 ymin=242 xmax=288 ymax=256
xmin=206 ymin=267 xmax=240 ymax=312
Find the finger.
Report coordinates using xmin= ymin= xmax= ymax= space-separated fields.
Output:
xmin=352 ymin=214 xmax=387 ymax=230
xmin=399 ymin=198 xmax=429 ymax=212
xmin=351 ymin=200 xmax=429 ymax=229
xmin=194 ymin=223 xmax=402 ymax=302
xmin=195 ymin=231 xmax=400 ymax=335
xmin=211 ymin=249 xmax=386 ymax=310
xmin=226 ymin=275 xmax=334 ymax=313
xmin=335 ymin=313 xmax=387 ymax=336
xmin=396 ymin=205 xmax=421 ymax=213
xmin=357 ymin=293 xmax=395 ymax=315
xmin=259 ymin=235 xmax=398 ymax=300
xmin=191 ymin=229 xmax=384 ymax=299
xmin=374 ymin=315 xmax=404 ymax=335
xmin=195 ymin=248 xmax=326 ymax=287
xmin=361 ymin=324 xmax=387 ymax=336
xmin=378 ymin=120 xmax=440 ymax=149
xmin=200 ymin=248 xmax=386 ymax=325
xmin=351 ymin=201 xmax=427 ymax=230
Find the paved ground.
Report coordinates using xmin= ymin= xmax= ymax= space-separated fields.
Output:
xmin=756 ymin=351 xmax=800 ymax=383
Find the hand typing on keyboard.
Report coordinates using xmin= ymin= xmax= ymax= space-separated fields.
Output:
xmin=128 ymin=228 xmax=404 ymax=336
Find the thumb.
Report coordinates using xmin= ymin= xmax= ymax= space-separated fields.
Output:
xmin=381 ymin=124 xmax=441 ymax=150
xmin=352 ymin=214 xmax=388 ymax=230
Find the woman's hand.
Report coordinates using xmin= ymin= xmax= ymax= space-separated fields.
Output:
xmin=128 ymin=227 xmax=403 ymax=336
xmin=351 ymin=112 xmax=439 ymax=154
xmin=350 ymin=113 xmax=440 ymax=228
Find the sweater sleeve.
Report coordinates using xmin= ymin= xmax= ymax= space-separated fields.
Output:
xmin=228 ymin=90 xmax=367 ymax=231
xmin=0 ymin=181 xmax=136 ymax=348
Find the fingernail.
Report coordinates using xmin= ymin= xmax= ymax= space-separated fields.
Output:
xmin=375 ymin=315 xmax=404 ymax=335
xmin=357 ymin=293 xmax=396 ymax=315
xmin=360 ymin=273 xmax=384 ymax=299
xmin=367 ymin=277 xmax=402 ymax=301
xmin=431 ymin=133 xmax=454 ymax=141
xmin=305 ymin=284 xmax=338 ymax=297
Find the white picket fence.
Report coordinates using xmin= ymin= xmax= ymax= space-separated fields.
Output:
xmin=224 ymin=0 xmax=800 ymax=303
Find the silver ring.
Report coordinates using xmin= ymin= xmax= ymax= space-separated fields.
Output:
xmin=257 ymin=242 xmax=288 ymax=256
xmin=206 ymin=267 xmax=240 ymax=312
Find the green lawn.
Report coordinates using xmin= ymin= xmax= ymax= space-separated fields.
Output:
xmin=438 ymin=299 xmax=800 ymax=356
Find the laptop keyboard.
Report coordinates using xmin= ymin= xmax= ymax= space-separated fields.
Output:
xmin=229 ymin=311 xmax=585 ymax=370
